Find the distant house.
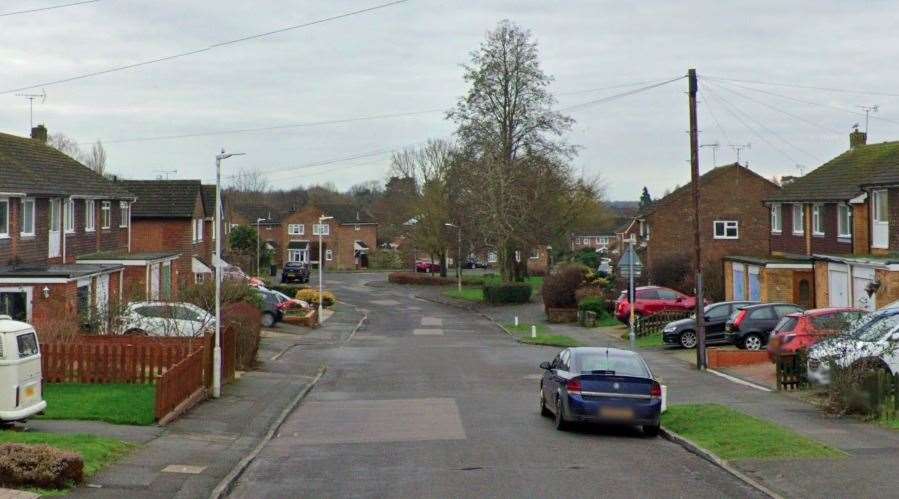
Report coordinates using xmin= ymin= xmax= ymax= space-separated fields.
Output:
xmin=228 ymin=204 xmax=282 ymax=267
xmin=280 ymin=204 xmax=377 ymax=269
xmin=725 ymin=130 xmax=899 ymax=310
xmin=570 ymin=233 xmax=615 ymax=253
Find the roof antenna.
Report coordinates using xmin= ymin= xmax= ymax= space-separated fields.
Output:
xmin=15 ymin=88 xmax=46 ymax=131
xmin=859 ymin=105 xmax=878 ymax=134
xmin=154 ymin=169 xmax=178 ymax=180
xmin=729 ymin=143 xmax=751 ymax=166
xmin=700 ymin=142 xmax=720 ymax=167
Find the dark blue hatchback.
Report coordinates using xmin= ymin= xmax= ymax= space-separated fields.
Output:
xmin=539 ymin=347 xmax=662 ymax=436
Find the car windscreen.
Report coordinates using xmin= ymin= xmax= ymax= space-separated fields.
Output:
xmin=852 ymin=313 xmax=899 ymax=342
xmin=16 ymin=332 xmax=39 ymax=358
xmin=573 ymin=352 xmax=649 ymax=378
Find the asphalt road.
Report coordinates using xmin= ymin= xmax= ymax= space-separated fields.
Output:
xmin=229 ymin=273 xmax=762 ymax=498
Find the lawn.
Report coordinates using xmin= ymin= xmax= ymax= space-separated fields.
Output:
xmin=40 ymin=383 xmax=156 ymax=426
xmin=444 ymin=276 xmax=544 ymax=303
xmin=504 ymin=323 xmax=579 ymax=347
xmin=635 ymin=332 xmax=664 ymax=348
xmin=662 ymin=404 xmax=843 ymax=460
xmin=445 ymin=287 xmax=483 ymax=302
xmin=596 ymin=314 xmax=620 ymax=327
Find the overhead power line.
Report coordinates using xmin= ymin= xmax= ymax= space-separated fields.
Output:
xmin=1 ymin=0 xmax=410 ymax=95
xmin=559 ymin=76 xmax=686 ymax=112
xmin=0 ymin=0 xmax=99 ymax=17
xmin=704 ymin=75 xmax=899 ymax=99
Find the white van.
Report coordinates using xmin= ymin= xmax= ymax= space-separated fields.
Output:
xmin=0 ymin=316 xmax=46 ymax=421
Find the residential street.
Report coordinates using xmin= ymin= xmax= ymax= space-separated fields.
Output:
xmin=228 ymin=273 xmax=762 ymax=498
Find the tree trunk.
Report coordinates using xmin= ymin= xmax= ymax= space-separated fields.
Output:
xmin=439 ymin=251 xmax=448 ymax=278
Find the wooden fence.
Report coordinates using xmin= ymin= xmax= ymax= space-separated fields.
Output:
xmin=775 ymin=353 xmax=806 ymax=391
xmin=156 ymin=347 xmax=206 ymax=420
xmin=634 ymin=310 xmax=691 ymax=337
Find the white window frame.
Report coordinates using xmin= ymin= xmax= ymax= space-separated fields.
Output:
xmin=0 ymin=198 xmax=8 ymax=238
xmin=873 ymin=189 xmax=889 ymax=223
xmin=529 ymin=248 xmax=540 ymax=260
xmin=771 ymin=203 xmax=782 ymax=233
xmin=101 ymin=201 xmax=111 ymax=229
xmin=64 ymin=199 xmax=75 ymax=233
xmin=837 ymin=203 xmax=852 ymax=238
xmin=487 ymin=252 xmax=497 ymax=263
xmin=792 ymin=204 xmax=804 ymax=235
xmin=195 ymin=219 xmax=203 ymax=242
xmin=119 ymin=201 xmax=129 ymax=228
xmin=812 ymin=204 xmax=824 ymax=236
xmin=288 ymin=224 xmax=304 ymax=236
xmin=713 ymin=220 xmax=739 ymax=240
xmin=325 ymin=249 xmax=333 ymax=261
xmin=20 ymin=198 xmax=35 ymax=237
xmin=313 ymin=223 xmax=330 ymax=236
xmin=85 ymin=199 xmax=95 ymax=232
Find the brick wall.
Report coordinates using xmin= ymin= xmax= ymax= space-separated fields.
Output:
xmin=853 ymin=202 xmax=870 ymax=255
xmin=771 ymin=203 xmax=806 ymax=255
xmin=764 ymin=268 xmax=797 ymax=303
xmin=875 ymin=268 xmax=899 ymax=308
xmin=889 ymin=188 xmax=899 ymax=252
xmin=280 ymin=207 xmax=378 ymax=269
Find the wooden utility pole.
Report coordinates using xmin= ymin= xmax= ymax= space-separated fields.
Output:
xmin=688 ymin=68 xmax=706 ymax=370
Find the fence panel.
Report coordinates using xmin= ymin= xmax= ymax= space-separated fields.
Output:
xmin=634 ymin=310 xmax=691 ymax=337
xmin=155 ymin=348 xmax=206 ymax=420
xmin=776 ymin=353 xmax=805 ymax=391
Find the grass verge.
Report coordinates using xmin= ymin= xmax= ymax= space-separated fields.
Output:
xmin=596 ymin=314 xmax=620 ymax=327
xmin=662 ymin=404 xmax=843 ymax=460
xmin=444 ymin=287 xmax=483 ymax=302
xmin=504 ymin=323 xmax=579 ymax=347
xmin=635 ymin=332 xmax=664 ymax=348
xmin=40 ymin=383 xmax=156 ymax=426
xmin=445 ymin=276 xmax=545 ymax=303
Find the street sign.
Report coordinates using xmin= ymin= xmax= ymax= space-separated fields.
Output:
xmin=617 ymin=251 xmax=643 ymax=277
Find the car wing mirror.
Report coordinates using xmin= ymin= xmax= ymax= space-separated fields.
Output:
xmin=539 ymin=361 xmax=552 ymax=370
xmin=891 ymin=332 xmax=899 ymax=342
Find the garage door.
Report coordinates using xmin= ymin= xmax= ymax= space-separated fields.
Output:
xmin=852 ymin=267 xmax=875 ymax=311
xmin=828 ymin=264 xmax=849 ymax=308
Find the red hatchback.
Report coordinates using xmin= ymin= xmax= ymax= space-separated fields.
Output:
xmin=766 ymin=307 xmax=868 ymax=361
xmin=615 ymin=286 xmax=698 ymax=322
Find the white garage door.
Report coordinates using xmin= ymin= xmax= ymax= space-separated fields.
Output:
xmin=828 ymin=264 xmax=849 ymax=308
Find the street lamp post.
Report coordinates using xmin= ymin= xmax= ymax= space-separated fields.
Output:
xmin=317 ymin=215 xmax=334 ymax=319
xmin=214 ymin=149 xmax=244 ymax=399
xmin=444 ymin=223 xmax=461 ymax=293
xmin=255 ymin=217 xmax=266 ymax=277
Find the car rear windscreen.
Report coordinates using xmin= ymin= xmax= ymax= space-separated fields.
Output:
xmin=574 ymin=352 xmax=649 ymax=378
xmin=774 ymin=317 xmax=798 ymax=333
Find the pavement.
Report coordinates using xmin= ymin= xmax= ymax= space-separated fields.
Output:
xmin=61 ymin=302 xmax=363 ymax=499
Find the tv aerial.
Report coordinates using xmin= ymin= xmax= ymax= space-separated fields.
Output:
xmin=15 ymin=88 xmax=46 ymax=130
xmin=858 ymin=105 xmax=878 ymax=134
xmin=729 ymin=143 xmax=751 ymax=165
xmin=700 ymin=142 xmax=720 ymax=166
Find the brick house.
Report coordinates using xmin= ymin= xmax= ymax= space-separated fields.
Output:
xmin=526 ymin=245 xmax=551 ymax=275
xmin=631 ymin=163 xmax=781 ymax=295
xmin=229 ymin=204 xmax=283 ymax=269
xmin=570 ymin=233 xmax=616 ymax=253
xmin=0 ymin=126 xmax=134 ymax=326
xmin=280 ymin=204 xmax=377 ymax=269
xmin=725 ymin=130 xmax=899 ymax=310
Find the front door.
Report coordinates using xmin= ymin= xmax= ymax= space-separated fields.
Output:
xmin=748 ymin=266 xmax=761 ymax=301
xmin=872 ymin=190 xmax=889 ymax=249
xmin=733 ymin=264 xmax=746 ymax=301
xmin=48 ymin=198 xmax=61 ymax=258
xmin=828 ymin=265 xmax=849 ymax=308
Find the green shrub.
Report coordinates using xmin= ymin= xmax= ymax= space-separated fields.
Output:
xmin=483 ymin=283 xmax=532 ymax=304
xmin=542 ymin=263 xmax=590 ymax=309
xmin=574 ymin=248 xmax=600 ymax=269
xmin=578 ymin=297 xmax=606 ymax=315
xmin=295 ymin=289 xmax=336 ymax=307
xmin=369 ymin=249 xmax=404 ymax=270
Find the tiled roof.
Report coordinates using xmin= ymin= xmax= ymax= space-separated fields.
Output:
xmin=201 ymin=185 xmax=217 ymax=218
xmin=120 ymin=180 xmax=202 ymax=218
xmin=639 ymin=163 xmax=778 ymax=216
xmin=232 ymin=204 xmax=281 ymax=224
xmin=0 ymin=132 xmax=132 ymax=198
xmin=317 ymin=203 xmax=376 ymax=224
xmin=768 ymin=141 xmax=899 ymax=202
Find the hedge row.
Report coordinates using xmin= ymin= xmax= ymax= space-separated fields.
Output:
xmin=388 ymin=272 xmax=490 ymax=286
xmin=483 ymin=283 xmax=532 ymax=304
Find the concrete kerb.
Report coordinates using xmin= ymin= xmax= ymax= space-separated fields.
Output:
xmin=659 ymin=427 xmax=783 ymax=499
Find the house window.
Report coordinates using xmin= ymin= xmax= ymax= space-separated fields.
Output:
xmin=354 ymin=224 xmax=360 ymax=231
xmin=771 ymin=203 xmax=782 ymax=233
xmin=812 ymin=204 xmax=824 ymax=236
xmin=64 ymin=199 xmax=75 ymax=233
xmin=101 ymin=201 xmax=111 ymax=229
xmin=325 ymin=249 xmax=333 ymax=261
xmin=194 ymin=219 xmax=204 ymax=242
xmin=313 ymin=223 xmax=330 ymax=236
xmin=487 ymin=252 xmax=497 ymax=263
xmin=119 ymin=201 xmax=129 ymax=228
xmin=85 ymin=200 xmax=95 ymax=232
xmin=288 ymin=224 xmax=304 ymax=236
xmin=0 ymin=199 xmax=7 ymax=238
xmin=20 ymin=199 xmax=35 ymax=237
xmin=838 ymin=204 xmax=852 ymax=238
xmin=874 ymin=189 xmax=889 ymax=223
xmin=530 ymin=248 xmax=540 ymax=260
xmin=713 ymin=220 xmax=739 ymax=239
xmin=792 ymin=204 xmax=804 ymax=235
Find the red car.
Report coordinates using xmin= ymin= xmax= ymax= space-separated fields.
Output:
xmin=615 ymin=286 xmax=699 ymax=322
xmin=415 ymin=261 xmax=442 ymax=273
xmin=766 ymin=307 xmax=868 ymax=361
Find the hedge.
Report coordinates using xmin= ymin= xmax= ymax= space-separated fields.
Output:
xmin=578 ymin=297 xmax=606 ymax=315
xmin=483 ymin=283 xmax=532 ymax=304
xmin=295 ymin=289 xmax=336 ymax=307
xmin=388 ymin=272 xmax=491 ymax=286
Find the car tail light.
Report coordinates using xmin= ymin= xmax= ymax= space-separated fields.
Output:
xmin=733 ymin=310 xmax=748 ymax=329
xmin=782 ymin=334 xmax=796 ymax=345
xmin=566 ymin=377 xmax=582 ymax=395
xmin=650 ymin=382 xmax=662 ymax=399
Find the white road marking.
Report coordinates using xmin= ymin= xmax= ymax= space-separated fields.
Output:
xmin=162 ymin=465 xmax=207 ymax=474
xmin=371 ymin=299 xmax=401 ymax=306
xmin=413 ymin=328 xmax=444 ymax=336
xmin=706 ymin=368 xmax=772 ymax=392
xmin=421 ymin=317 xmax=443 ymax=326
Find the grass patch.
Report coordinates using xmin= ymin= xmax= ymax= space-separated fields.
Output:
xmin=40 ymin=383 xmax=156 ymax=426
xmin=504 ymin=323 xmax=579 ymax=347
xmin=662 ymin=404 xmax=843 ymax=460
xmin=596 ymin=314 xmax=621 ymax=327
xmin=445 ymin=276 xmax=544 ymax=304
xmin=444 ymin=287 xmax=483 ymax=302
xmin=635 ymin=332 xmax=664 ymax=348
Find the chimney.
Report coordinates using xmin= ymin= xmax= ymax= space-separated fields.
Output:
xmin=30 ymin=124 xmax=47 ymax=143
xmin=850 ymin=127 xmax=867 ymax=149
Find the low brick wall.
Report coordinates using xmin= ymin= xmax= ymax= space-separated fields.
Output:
xmin=707 ymin=348 xmax=769 ymax=368
xmin=546 ymin=307 xmax=578 ymax=323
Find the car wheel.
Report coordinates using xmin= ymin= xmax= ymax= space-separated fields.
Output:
xmin=679 ymin=330 xmax=698 ymax=349
xmin=539 ymin=389 xmax=552 ymax=417
xmin=124 ymin=328 xmax=147 ymax=336
xmin=643 ymin=424 xmax=660 ymax=438
xmin=553 ymin=396 xmax=569 ymax=431
xmin=261 ymin=312 xmax=276 ymax=328
xmin=742 ymin=333 xmax=763 ymax=351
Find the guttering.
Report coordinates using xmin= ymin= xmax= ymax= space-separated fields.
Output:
xmin=0 ymin=192 xmax=26 ymax=198
xmin=849 ymin=192 xmax=868 ymax=204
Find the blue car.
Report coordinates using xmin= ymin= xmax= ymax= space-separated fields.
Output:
xmin=539 ymin=347 xmax=662 ymax=436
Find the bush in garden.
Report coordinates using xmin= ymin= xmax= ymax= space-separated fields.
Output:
xmin=573 ymin=248 xmax=600 ymax=269
xmin=369 ymin=249 xmax=404 ymax=270
xmin=0 ymin=444 xmax=84 ymax=489
xmin=578 ymin=297 xmax=606 ymax=316
xmin=482 ymin=283 xmax=532 ymax=304
xmin=267 ymin=284 xmax=310 ymax=297
xmin=542 ymin=263 xmax=590 ymax=309
xmin=180 ymin=279 xmax=263 ymax=312
xmin=388 ymin=272 xmax=450 ymax=285
xmin=295 ymin=289 xmax=336 ymax=307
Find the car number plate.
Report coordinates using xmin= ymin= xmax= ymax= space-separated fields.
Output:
xmin=599 ymin=407 xmax=633 ymax=420
xmin=23 ymin=386 xmax=35 ymax=398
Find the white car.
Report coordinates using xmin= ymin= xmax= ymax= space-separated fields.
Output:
xmin=0 ymin=316 xmax=47 ymax=421
xmin=119 ymin=301 xmax=215 ymax=337
xmin=806 ymin=308 xmax=899 ymax=385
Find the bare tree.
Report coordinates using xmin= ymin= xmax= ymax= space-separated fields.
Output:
xmin=82 ymin=141 xmax=107 ymax=175
xmin=47 ymin=132 xmax=81 ymax=159
xmin=229 ymin=168 xmax=271 ymax=193
xmin=47 ymin=133 xmax=108 ymax=175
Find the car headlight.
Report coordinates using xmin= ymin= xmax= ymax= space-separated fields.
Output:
xmin=663 ymin=325 xmax=677 ymax=333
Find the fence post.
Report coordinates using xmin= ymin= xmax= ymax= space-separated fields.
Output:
xmin=775 ymin=354 xmax=782 ymax=391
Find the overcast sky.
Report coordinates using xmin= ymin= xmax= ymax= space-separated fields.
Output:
xmin=3 ymin=0 xmax=899 ymax=201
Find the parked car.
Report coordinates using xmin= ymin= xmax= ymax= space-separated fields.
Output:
xmin=807 ymin=308 xmax=899 ymax=385
xmin=0 ymin=316 xmax=46 ymax=422
xmin=766 ymin=308 xmax=867 ymax=362
xmin=662 ymin=301 xmax=759 ymax=349
xmin=415 ymin=261 xmax=441 ymax=273
xmin=281 ymin=261 xmax=310 ymax=284
xmin=724 ymin=303 xmax=804 ymax=350
xmin=597 ymin=258 xmax=612 ymax=276
xmin=271 ymin=290 xmax=310 ymax=311
xmin=119 ymin=301 xmax=215 ymax=337
xmin=614 ymin=286 xmax=699 ymax=322
xmin=255 ymin=288 xmax=284 ymax=327
xmin=462 ymin=258 xmax=488 ymax=269
xmin=538 ymin=347 xmax=662 ymax=436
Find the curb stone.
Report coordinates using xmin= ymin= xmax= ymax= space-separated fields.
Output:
xmin=659 ymin=427 xmax=783 ymax=499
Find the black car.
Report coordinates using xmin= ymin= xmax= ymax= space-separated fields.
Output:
xmin=462 ymin=258 xmax=488 ymax=269
xmin=662 ymin=301 xmax=759 ymax=348
xmin=281 ymin=261 xmax=310 ymax=284
xmin=255 ymin=288 xmax=284 ymax=328
xmin=724 ymin=303 xmax=804 ymax=350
